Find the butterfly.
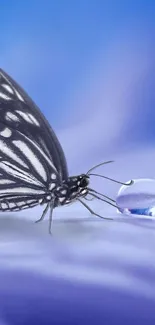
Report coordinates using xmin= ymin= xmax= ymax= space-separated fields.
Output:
xmin=0 ymin=69 xmax=131 ymax=233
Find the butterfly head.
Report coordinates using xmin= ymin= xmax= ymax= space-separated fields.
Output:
xmin=77 ymin=174 xmax=90 ymax=189
xmin=54 ymin=174 xmax=90 ymax=206
xmin=66 ymin=174 xmax=90 ymax=198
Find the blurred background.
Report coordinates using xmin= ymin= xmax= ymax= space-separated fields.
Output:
xmin=0 ymin=1 xmax=155 ymax=324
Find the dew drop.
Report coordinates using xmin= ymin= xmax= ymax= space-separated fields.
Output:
xmin=116 ymin=178 xmax=155 ymax=217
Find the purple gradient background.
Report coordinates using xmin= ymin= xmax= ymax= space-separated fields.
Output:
xmin=0 ymin=1 xmax=155 ymax=324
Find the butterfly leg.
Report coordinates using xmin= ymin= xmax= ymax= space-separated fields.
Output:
xmin=35 ymin=203 xmax=50 ymax=224
xmin=48 ymin=200 xmax=54 ymax=234
xmin=78 ymin=198 xmax=113 ymax=220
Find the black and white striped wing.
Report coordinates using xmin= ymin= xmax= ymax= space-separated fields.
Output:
xmin=0 ymin=192 xmax=40 ymax=212
xmin=0 ymin=121 xmax=58 ymax=211
xmin=0 ymin=68 xmax=68 ymax=181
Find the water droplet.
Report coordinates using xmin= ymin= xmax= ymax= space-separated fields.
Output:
xmin=116 ymin=178 xmax=155 ymax=217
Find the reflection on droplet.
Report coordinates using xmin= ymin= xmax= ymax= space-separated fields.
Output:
xmin=116 ymin=178 xmax=155 ymax=217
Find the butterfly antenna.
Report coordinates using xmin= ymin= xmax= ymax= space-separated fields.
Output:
xmin=89 ymin=192 xmax=117 ymax=208
xmin=88 ymin=187 xmax=115 ymax=202
xmin=86 ymin=160 xmax=114 ymax=174
xmin=89 ymin=173 xmax=133 ymax=186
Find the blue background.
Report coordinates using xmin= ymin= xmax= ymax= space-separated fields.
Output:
xmin=0 ymin=1 xmax=155 ymax=324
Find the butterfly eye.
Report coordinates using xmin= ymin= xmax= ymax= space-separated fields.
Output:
xmin=80 ymin=177 xmax=89 ymax=188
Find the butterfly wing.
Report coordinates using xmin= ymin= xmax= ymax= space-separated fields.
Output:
xmin=0 ymin=192 xmax=40 ymax=212
xmin=0 ymin=119 xmax=60 ymax=211
xmin=0 ymin=68 xmax=68 ymax=181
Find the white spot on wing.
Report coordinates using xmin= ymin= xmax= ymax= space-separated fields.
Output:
xmin=8 ymin=202 xmax=16 ymax=208
xmin=28 ymin=114 xmax=40 ymax=126
xmin=61 ymin=189 xmax=67 ymax=195
xmin=49 ymin=183 xmax=55 ymax=190
xmin=16 ymin=201 xmax=24 ymax=207
xmin=0 ymin=127 xmax=12 ymax=138
xmin=0 ymin=140 xmax=28 ymax=168
xmin=1 ymin=202 xmax=7 ymax=209
xmin=0 ymin=179 xmax=15 ymax=184
xmin=51 ymin=173 xmax=56 ymax=180
xmin=14 ymin=89 xmax=24 ymax=102
xmin=0 ymin=92 xmax=11 ymax=100
xmin=59 ymin=197 xmax=65 ymax=203
xmin=15 ymin=110 xmax=32 ymax=123
xmin=2 ymin=84 xmax=13 ymax=94
xmin=27 ymin=199 xmax=37 ymax=204
xmin=6 ymin=112 xmax=19 ymax=122
xmin=13 ymin=140 xmax=47 ymax=182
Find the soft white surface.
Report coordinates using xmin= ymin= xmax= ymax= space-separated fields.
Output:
xmin=0 ymin=202 xmax=155 ymax=300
